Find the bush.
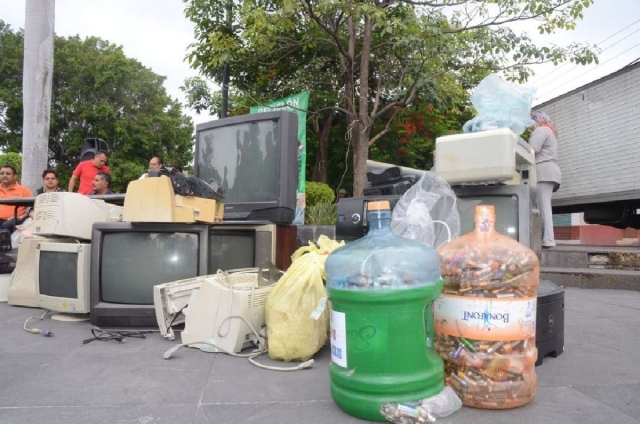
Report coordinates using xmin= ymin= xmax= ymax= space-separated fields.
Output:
xmin=305 ymin=202 xmax=337 ymax=225
xmin=306 ymin=182 xmax=335 ymax=208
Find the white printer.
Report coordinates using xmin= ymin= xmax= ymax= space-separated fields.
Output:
xmin=434 ymin=128 xmax=536 ymax=187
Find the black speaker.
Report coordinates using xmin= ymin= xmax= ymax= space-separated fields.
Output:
xmin=79 ymin=138 xmax=109 ymax=162
xmin=535 ymin=280 xmax=565 ymax=366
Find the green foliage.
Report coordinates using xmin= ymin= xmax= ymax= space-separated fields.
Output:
xmin=305 ymin=201 xmax=337 ymax=226
xmin=183 ymin=0 xmax=597 ymax=195
xmin=0 ymin=152 xmax=23 ymax=178
xmin=305 ymin=181 xmax=335 ymax=208
xmin=0 ymin=21 xmax=194 ymax=193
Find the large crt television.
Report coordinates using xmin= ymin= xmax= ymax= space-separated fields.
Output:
xmin=209 ymin=223 xmax=276 ymax=273
xmin=195 ymin=111 xmax=298 ymax=224
xmin=90 ymin=223 xmax=209 ymax=327
xmin=36 ymin=242 xmax=91 ymax=315
xmin=453 ymin=184 xmax=541 ymax=252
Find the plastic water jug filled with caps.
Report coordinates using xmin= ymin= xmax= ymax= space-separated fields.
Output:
xmin=325 ymin=200 xmax=445 ymax=422
xmin=435 ymin=205 xmax=539 ymax=409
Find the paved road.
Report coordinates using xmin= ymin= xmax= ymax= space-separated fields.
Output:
xmin=0 ymin=288 xmax=638 ymax=423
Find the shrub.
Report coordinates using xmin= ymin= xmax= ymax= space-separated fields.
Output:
xmin=305 ymin=181 xmax=335 ymax=208
xmin=305 ymin=201 xmax=337 ymax=225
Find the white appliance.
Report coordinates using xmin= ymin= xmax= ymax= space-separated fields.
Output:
xmin=435 ymin=128 xmax=536 ymax=187
xmin=32 ymin=192 xmax=123 ymax=240
xmin=153 ymin=275 xmax=209 ymax=340
xmin=7 ymin=238 xmax=71 ymax=307
xmin=180 ymin=270 xmax=276 ymax=354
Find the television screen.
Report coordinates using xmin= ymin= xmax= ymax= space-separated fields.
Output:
xmin=39 ymin=251 xmax=78 ymax=299
xmin=100 ymin=232 xmax=200 ymax=305
xmin=209 ymin=230 xmax=256 ymax=273
xmin=197 ymin=120 xmax=279 ymax=203
xmin=195 ymin=111 xmax=298 ymax=224
xmin=457 ymin=195 xmax=519 ymax=241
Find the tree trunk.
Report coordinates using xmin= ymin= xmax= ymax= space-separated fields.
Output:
xmin=21 ymin=0 xmax=55 ymax=192
xmin=352 ymin=135 xmax=368 ymax=197
xmin=311 ymin=112 xmax=334 ymax=183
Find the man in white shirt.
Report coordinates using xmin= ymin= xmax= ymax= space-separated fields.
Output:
xmin=139 ymin=156 xmax=163 ymax=179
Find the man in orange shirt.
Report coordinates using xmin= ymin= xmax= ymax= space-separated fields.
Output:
xmin=68 ymin=150 xmax=110 ymax=195
xmin=0 ymin=165 xmax=33 ymax=233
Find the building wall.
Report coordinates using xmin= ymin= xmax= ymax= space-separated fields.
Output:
xmin=553 ymin=213 xmax=639 ymax=245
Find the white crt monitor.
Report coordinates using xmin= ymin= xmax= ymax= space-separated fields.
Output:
xmin=35 ymin=242 xmax=91 ymax=314
xmin=7 ymin=237 xmax=70 ymax=307
xmin=33 ymin=192 xmax=122 ymax=240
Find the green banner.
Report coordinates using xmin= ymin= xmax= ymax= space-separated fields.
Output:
xmin=250 ymin=91 xmax=309 ymax=224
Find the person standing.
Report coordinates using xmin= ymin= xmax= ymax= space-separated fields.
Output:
xmin=89 ymin=171 xmax=114 ymax=195
xmin=529 ymin=112 xmax=562 ymax=249
xmin=139 ymin=156 xmax=163 ymax=179
xmin=0 ymin=165 xmax=33 ymax=232
xmin=68 ymin=150 xmax=110 ymax=195
xmin=36 ymin=169 xmax=65 ymax=195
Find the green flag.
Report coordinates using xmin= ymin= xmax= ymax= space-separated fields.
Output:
xmin=250 ymin=91 xmax=309 ymax=224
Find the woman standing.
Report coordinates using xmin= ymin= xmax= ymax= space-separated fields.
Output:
xmin=529 ymin=112 xmax=562 ymax=249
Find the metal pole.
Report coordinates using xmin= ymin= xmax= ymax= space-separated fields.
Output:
xmin=220 ymin=0 xmax=232 ymax=119
xmin=22 ymin=0 xmax=55 ymax=192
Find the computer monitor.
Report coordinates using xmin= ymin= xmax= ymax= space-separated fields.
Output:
xmin=195 ymin=111 xmax=298 ymax=224
xmin=35 ymin=242 xmax=91 ymax=316
xmin=33 ymin=192 xmax=122 ymax=240
xmin=181 ymin=272 xmax=275 ymax=354
xmin=453 ymin=184 xmax=541 ymax=252
xmin=7 ymin=238 xmax=74 ymax=307
xmin=90 ymin=223 xmax=209 ymax=327
xmin=209 ymin=223 xmax=276 ymax=273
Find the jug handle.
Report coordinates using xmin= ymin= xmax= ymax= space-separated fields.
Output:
xmin=433 ymin=220 xmax=451 ymax=246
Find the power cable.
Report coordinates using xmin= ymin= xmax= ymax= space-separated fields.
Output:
xmin=529 ymin=16 xmax=640 ymax=86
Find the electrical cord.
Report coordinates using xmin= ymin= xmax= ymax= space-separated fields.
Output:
xmin=82 ymin=327 xmax=157 ymax=345
xmin=163 ymin=270 xmax=314 ymax=372
xmin=23 ymin=309 xmax=53 ymax=337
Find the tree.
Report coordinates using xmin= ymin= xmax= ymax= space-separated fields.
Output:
xmin=184 ymin=0 xmax=597 ymax=196
xmin=0 ymin=21 xmax=194 ymax=192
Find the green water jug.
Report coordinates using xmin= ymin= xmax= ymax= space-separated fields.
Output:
xmin=325 ymin=200 xmax=445 ymax=421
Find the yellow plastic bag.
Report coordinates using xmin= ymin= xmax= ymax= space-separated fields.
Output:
xmin=266 ymin=235 xmax=344 ymax=362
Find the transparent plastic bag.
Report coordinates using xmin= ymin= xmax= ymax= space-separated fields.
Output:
xmin=391 ymin=172 xmax=460 ymax=249
xmin=265 ymin=235 xmax=344 ymax=361
xmin=462 ymin=73 xmax=536 ymax=135
xmin=380 ymin=387 xmax=462 ymax=423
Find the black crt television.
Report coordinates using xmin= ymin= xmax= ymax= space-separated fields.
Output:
xmin=453 ymin=184 xmax=541 ymax=253
xmin=336 ymin=185 xmax=541 ymax=254
xmin=208 ymin=222 xmax=277 ymax=273
xmin=90 ymin=223 xmax=209 ymax=327
xmin=195 ymin=111 xmax=299 ymax=224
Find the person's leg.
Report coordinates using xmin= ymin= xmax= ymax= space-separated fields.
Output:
xmin=0 ymin=218 xmax=17 ymax=234
xmin=537 ymin=182 xmax=556 ymax=247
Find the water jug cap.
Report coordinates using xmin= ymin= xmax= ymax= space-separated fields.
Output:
xmin=367 ymin=200 xmax=390 ymax=211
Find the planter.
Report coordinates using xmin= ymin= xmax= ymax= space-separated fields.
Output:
xmin=296 ymin=225 xmax=336 ymax=248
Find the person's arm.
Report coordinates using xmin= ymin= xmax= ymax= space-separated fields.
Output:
xmin=68 ymin=174 xmax=79 ymax=192
xmin=528 ymin=127 xmax=547 ymax=154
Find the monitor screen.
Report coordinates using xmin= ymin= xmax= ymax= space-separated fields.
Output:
xmin=100 ymin=232 xmax=200 ymax=305
xmin=39 ymin=251 xmax=78 ymax=299
xmin=457 ymin=195 xmax=519 ymax=241
xmin=197 ymin=119 xmax=279 ymax=203
xmin=209 ymin=231 xmax=256 ymax=273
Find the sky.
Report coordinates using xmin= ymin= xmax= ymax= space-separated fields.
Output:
xmin=1 ymin=0 xmax=639 ymax=119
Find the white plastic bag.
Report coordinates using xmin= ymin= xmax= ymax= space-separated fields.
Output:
xmin=391 ymin=172 xmax=459 ymax=249
xmin=463 ymin=73 xmax=536 ymax=135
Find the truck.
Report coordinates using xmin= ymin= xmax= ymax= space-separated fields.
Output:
xmin=536 ymin=60 xmax=640 ymax=229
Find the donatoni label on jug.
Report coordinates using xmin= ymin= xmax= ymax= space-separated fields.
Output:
xmin=330 ymin=310 xmax=348 ymax=368
xmin=434 ymin=294 xmax=536 ymax=341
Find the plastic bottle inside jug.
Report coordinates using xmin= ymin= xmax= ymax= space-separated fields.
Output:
xmin=434 ymin=205 xmax=539 ymax=409
xmin=326 ymin=200 xmax=441 ymax=290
